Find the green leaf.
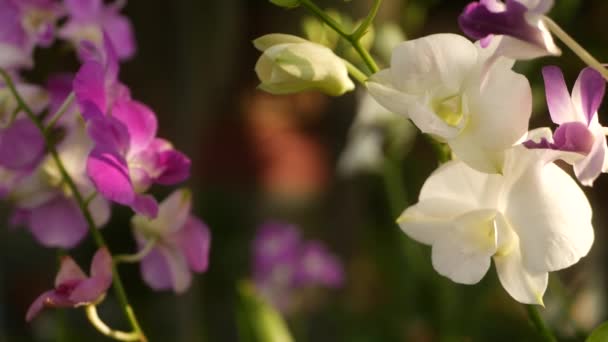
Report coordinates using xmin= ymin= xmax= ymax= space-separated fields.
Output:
xmin=236 ymin=281 xmax=294 ymax=342
xmin=587 ymin=321 xmax=608 ymax=342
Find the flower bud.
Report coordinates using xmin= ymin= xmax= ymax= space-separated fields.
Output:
xmin=269 ymin=0 xmax=300 ymax=8
xmin=254 ymin=34 xmax=355 ymax=96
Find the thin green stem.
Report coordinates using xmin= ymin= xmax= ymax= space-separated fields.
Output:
xmin=299 ymin=0 xmax=379 ymax=74
xmin=45 ymin=92 xmax=75 ymax=132
xmin=85 ymin=305 xmax=141 ymax=341
xmin=526 ymin=305 xmax=557 ymax=342
xmin=344 ymin=59 xmax=368 ymax=85
xmin=0 ymin=69 xmax=147 ymax=342
xmin=352 ymin=0 xmax=382 ymax=41
xmin=543 ymin=16 xmax=608 ymax=81
xmin=114 ymin=238 xmax=158 ymax=264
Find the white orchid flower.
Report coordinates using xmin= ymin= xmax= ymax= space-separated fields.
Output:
xmin=367 ymin=33 xmax=532 ymax=173
xmin=398 ymin=146 xmax=593 ymax=304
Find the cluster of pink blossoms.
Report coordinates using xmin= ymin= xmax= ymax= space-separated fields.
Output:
xmin=0 ymin=0 xmax=211 ymax=321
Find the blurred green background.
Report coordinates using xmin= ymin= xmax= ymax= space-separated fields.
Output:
xmin=3 ymin=0 xmax=608 ymax=341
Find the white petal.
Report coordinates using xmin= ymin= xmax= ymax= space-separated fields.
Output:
xmin=417 ymin=160 xmax=502 ymax=206
xmin=253 ymin=34 xmax=308 ymax=51
xmin=366 ymin=70 xmax=418 ymax=117
xmin=504 ymin=149 xmax=594 ymax=273
xmin=390 ymin=34 xmax=477 ymax=96
xmin=454 ymin=59 xmax=532 ymax=173
xmin=431 ymin=209 xmax=498 ymax=284
xmin=494 ymin=215 xmax=548 ymax=305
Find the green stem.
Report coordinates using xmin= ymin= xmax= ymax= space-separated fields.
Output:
xmin=45 ymin=92 xmax=75 ymax=132
xmin=543 ymin=16 xmax=608 ymax=81
xmin=299 ymin=0 xmax=380 ymax=74
xmin=344 ymin=59 xmax=368 ymax=85
xmin=0 ymin=69 xmax=147 ymax=342
xmin=352 ymin=0 xmax=382 ymax=41
xmin=85 ymin=305 xmax=141 ymax=341
xmin=526 ymin=305 xmax=557 ymax=342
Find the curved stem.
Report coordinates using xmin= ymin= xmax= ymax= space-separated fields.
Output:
xmin=344 ymin=59 xmax=368 ymax=85
xmin=114 ymin=238 xmax=158 ymax=264
xmin=0 ymin=69 xmax=147 ymax=342
xmin=543 ymin=16 xmax=608 ymax=81
xmin=299 ymin=0 xmax=379 ymax=74
xmin=85 ymin=305 xmax=141 ymax=341
xmin=526 ymin=305 xmax=557 ymax=342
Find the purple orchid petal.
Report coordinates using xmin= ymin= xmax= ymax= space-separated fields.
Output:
xmin=46 ymin=73 xmax=76 ymax=124
xmin=296 ymin=241 xmax=344 ymax=288
xmin=542 ymin=66 xmax=576 ymax=124
xmin=155 ymin=148 xmax=191 ymax=185
xmin=102 ymin=12 xmax=136 ymax=61
xmin=87 ymin=116 xmax=130 ymax=153
xmin=574 ymin=134 xmax=607 ymax=186
xmin=459 ymin=0 xmax=546 ymax=49
xmin=64 ymin=0 xmax=102 ymax=20
xmin=572 ymin=67 xmax=606 ymax=125
xmin=25 ymin=290 xmax=55 ymax=322
xmin=55 ymin=256 xmax=87 ymax=287
xmin=253 ymin=222 xmax=301 ymax=278
xmin=132 ymin=193 xmax=159 ymax=218
xmin=111 ymin=99 xmax=157 ymax=153
xmin=90 ymin=247 xmax=112 ymax=281
xmin=158 ymin=245 xmax=192 ymax=293
xmin=552 ymin=122 xmax=595 ymax=154
xmin=0 ymin=0 xmax=26 ymax=47
xmin=177 ymin=217 xmax=211 ymax=273
xmin=70 ymin=248 xmax=113 ymax=304
xmin=87 ymin=145 xmax=135 ymax=205
xmin=27 ymin=196 xmax=89 ymax=249
xmin=74 ymin=60 xmax=106 ymax=116
xmin=0 ymin=118 xmax=45 ymax=171
xmin=140 ymin=247 xmax=174 ymax=291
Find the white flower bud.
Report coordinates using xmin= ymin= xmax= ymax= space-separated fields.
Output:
xmin=254 ymin=34 xmax=355 ymax=96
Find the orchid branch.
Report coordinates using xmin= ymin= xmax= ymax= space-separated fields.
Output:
xmin=343 ymin=59 xmax=368 ymax=84
xmin=543 ymin=17 xmax=608 ymax=81
xmin=0 ymin=68 xmax=147 ymax=342
xmin=299 ymin=0 xmax=380 ymax=74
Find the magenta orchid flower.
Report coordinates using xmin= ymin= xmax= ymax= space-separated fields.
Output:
xmin=74 ymin=35 xmax=190 ymax=218
xmin=459 ymin=0 xmax=560 ymax=60
xmin=0 ymin=0 xmax=63 ymax=69
xmin=131 ymin=189 xmax=211 ymax=294
xmin=252 ymin=222 xmax=344 ymax=312
xmin=524 ymin=66 xmax=608 ymax=186
xmin=59 ymin=0 xmax=136 ymax=61
xmin=26 ymin=247 xmax=112 ymax=321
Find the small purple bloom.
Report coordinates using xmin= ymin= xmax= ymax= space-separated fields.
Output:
xmin=59 ymin=0 xmax=136 ymax=61
xmin=132 ymin=189 xmax=211 ymax=294
xmin=0 ymin=0 xmax=62 ymax=68
xmin=251 ymin=221 xmax=344 ymax=312
xmin=46 ymin=73 xmax=79 ymax=126
xmin=459 ymin=0 xmax=559 ymax=60
xmin=524 ymin=66 xmax=608 ymax=185
xmin=26 ymin=247 xmax=112 ymax=321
